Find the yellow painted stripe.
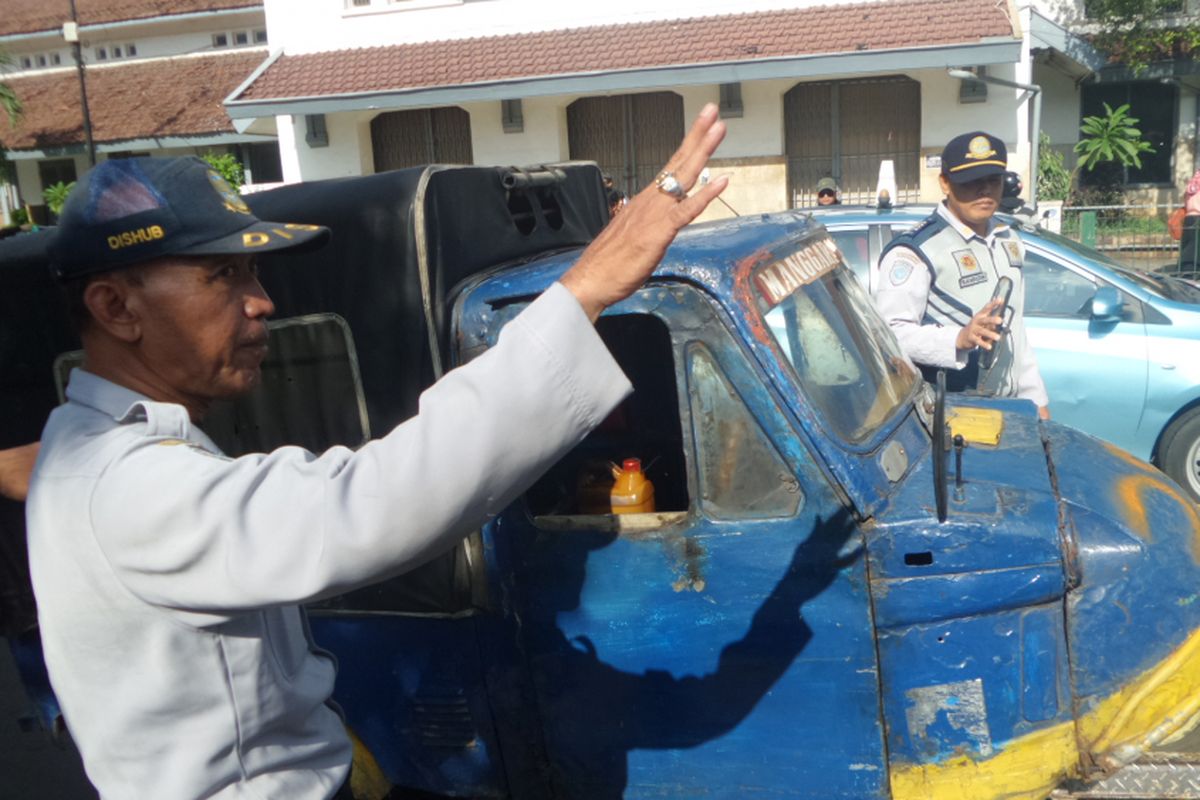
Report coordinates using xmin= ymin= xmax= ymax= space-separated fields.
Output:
xmin=892 ymin=622 xmax=1200 ymax=799
xmin=948 ymin=160 xmax=1007 ymax=172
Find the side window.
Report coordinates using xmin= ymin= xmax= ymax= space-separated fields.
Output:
xmin=1023 ymin=249 xmax=1141 ymax=322
xmin=1023 ymin=249 xmax=1099 ymax=318
xmin=828 ymin=228 xmax=871 ymax=287
xmin=524 ymin=313 xmax=689 ymax=518
xmin=687 ymin=344 xmax=801 ymax=520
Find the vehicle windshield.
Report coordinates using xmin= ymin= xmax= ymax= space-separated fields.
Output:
xmin=1028 ymin=225 xmax=1200 ymax=304
xmin=752 ymin=233 xmax=920 ymax=443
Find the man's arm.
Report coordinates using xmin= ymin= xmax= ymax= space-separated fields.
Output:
xmin=0 ymin=443 xmax=40 ymax=502
xmin=85 ymin=106 xmax=731 ymax=622
xmin=873 ymin=246 xmax=965 ymax=369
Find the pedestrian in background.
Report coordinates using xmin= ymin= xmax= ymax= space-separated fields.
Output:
xmin=816 ymin=176 xmax=840 ymax=206
xmin=1177 ymin=168 xmax=1200 ymax=276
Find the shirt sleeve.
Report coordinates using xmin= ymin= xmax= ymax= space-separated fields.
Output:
xmin=90 ymin=282 xmax=632 ymax=623
xmin=1010 ymin=296 xmax=1050 ymax=409
xmin=872 ymin=245 xmax=968 ymax=370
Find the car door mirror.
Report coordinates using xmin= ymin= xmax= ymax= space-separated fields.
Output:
xmin=1091 ymin=286 xmax=1123 ymax=322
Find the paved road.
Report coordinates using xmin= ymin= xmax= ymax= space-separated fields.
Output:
xmin=0 ymin=637 xmax=96 ymax=799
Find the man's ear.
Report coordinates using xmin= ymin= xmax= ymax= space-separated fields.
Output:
xmin=938 ymin=173 xmax=952 ymax=196
xmin=83 ymin=277 xmax=141 ymax=343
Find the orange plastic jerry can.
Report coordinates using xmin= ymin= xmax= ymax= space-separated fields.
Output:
xmin=610 ymin=458 xmax=656 ymax=514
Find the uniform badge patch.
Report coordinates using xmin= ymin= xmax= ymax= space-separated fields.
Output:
xmin=890 ymin=260 xmax=914 ymax=286
xmin=1002 ymin=240 xmax=1023 ymax=267
xmin=953 ymin=249 xmax=988 ymax=288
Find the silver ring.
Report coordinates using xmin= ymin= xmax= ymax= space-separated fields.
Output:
xmin=655 ymin=171 xmax=685 ymax=200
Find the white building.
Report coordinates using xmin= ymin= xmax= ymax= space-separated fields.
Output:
xmin=4 ymin=0 xmax=1197 ymax=225
xmin=0 ymin=0 xmax=279 ymax=225
xmin=224 ymin=0 xmax=1041 ymax=217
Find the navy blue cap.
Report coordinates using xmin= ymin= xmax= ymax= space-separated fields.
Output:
xmin=49 ymin=157 xmax=330 ymax=279
xmin=940 ymin=132 xmax=1008 ymax=184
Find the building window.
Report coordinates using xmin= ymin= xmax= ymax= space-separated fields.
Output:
xmin=212 ymin=33 xmax=228 ymax=48
xmin=254 ymin=29 xmax=268 ymax=44
xmin=370 ymin=107 xmax=474 ymax=171
xmin=305 ymin=114 xmax=330 ymax=148
xmin=784 ymin=75 xmax=922 ymax=206
xmin=51 ymin=53 xmax=61 ymax=65
xmin=95 ymin=47 xmax=107 ymax=60
xmin=19 ymin=56 xmax=32 ymax=69
xmin=234 ymin=31 xmax=249 ymax=45
xmin=719 ymin=83 xmax=744 ymax=118
xmin=568 ymin=92 xmax=684 ymax=196
xmin=35 ymin=54 xmax=47 ymax=67
xmin=1080 ymin=81 xmax=1175 ymax=186
xmin=501 ymin=99 xmax=524 ymax=134
xmin=112 ymin=45 xmax=123 ymax=58
xmin=127 ymin=43 xmax=137 ymax=56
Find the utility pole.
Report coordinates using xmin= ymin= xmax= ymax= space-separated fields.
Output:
xmin=64 ymin=0 xmax=95 ymax=166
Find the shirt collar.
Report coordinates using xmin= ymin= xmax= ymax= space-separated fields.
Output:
xmin=64 ymin=368 xmax=154 ymax=424
xmin=937 ymin=201 xmax=1009 ymax=243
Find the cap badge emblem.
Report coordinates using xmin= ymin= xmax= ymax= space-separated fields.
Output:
xmin=207 ymin=170 xmax=251 ymax=215
xmin=966 ymin=136 xmax=996 ymax=160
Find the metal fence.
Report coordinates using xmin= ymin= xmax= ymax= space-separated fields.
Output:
xmin=1057 ymin=203 xmax=1177 ymax=273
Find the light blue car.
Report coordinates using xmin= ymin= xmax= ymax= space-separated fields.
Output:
xmin=815 ymin=205 xmax=1200 ymax=501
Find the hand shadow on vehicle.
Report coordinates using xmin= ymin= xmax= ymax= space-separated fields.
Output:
xmin=515 ymin=507 xmax=861 ymax=799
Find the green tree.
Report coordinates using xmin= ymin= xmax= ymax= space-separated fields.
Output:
xmin=1037 ymin=132 xmax=1072 ymax=202
xmin=42 ymin=180 xmax=75 ymax=216
xmin=201 ymin=151 xmax=245 ymax=191
xmin=1074 ymin=102 xmax=1156 ymax=172
xmin=0 ymin=48 xmax=23 ymax=192
xmin=0 ymin=49 xmax=21 ymax=127
xmin=1084 ymin=0 xmax=1200 ymax=73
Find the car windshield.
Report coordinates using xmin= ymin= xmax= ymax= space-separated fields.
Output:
xmin=1027 ymin=225 xmax=1200 ymax=304
xmin=752 ymin=233 xmax=920 ymax=443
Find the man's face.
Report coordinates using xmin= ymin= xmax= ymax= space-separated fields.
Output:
xmin=817 ymin=190 xmax=837 ymax=206
xmin=127 ymin=254 xmax=275 ymax=407
xmin=941 ymin=172 xmax=1003 ymax=232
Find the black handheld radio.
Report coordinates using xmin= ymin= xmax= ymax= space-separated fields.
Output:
xmin=979 ymin=276 xmax=1013 ymax=370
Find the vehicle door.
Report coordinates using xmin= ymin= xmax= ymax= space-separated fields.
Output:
xmin=1020 ymin=244 xmax=1149 ymax=454
xmin=479 ymin=283 xmax=888 ymax=799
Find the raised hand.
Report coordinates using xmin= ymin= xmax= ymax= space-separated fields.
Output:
xmin=955 ymin=298 xmax=1005 ymax=351
xmin=559 ymin=103 xmax=728 ymax=321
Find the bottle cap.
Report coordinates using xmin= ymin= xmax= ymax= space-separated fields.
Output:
xmin=622 ymin=458 xmax=642 ymax=473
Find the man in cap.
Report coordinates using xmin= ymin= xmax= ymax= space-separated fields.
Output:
xmin=872 ymin=131 xmax=1049 ymax=418
xmin=25 ymin=106 xmax=728 ymax=799
xmin=815 ymin=176 xmax=840 ymax=206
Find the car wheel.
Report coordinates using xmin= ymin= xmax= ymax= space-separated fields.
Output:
xmin=1157 ymin=408 xmax=1200 ymax=502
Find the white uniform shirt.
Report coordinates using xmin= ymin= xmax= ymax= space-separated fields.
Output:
xmin=26 ymin=282 xmax=632 ymax=800
xmin=873 ymin=203 xmax=1048 ymax=407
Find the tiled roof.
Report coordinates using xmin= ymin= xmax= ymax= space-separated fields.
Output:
xmin=235 ymin=0 xmax=1016 ymax=103
xmin=1 ymin=51 xmax=265 ymax=151
xmin=2 ymin=0 xmax=260 ymax=37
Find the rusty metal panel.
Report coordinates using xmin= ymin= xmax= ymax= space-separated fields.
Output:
xmin=785 ymin=77 xmax=920 ymax=207
xmin=371 ymin=106 xmax=474 ymax=173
